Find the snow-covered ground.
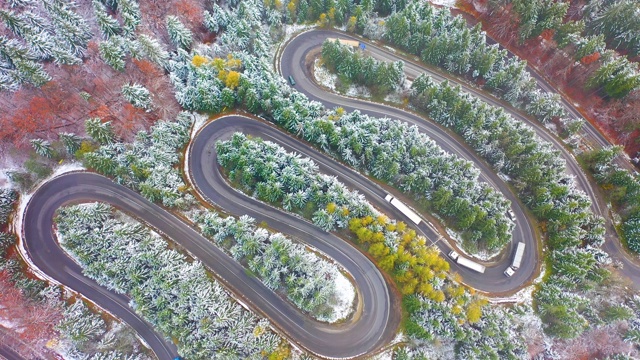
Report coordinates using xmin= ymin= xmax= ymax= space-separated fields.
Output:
xmin=326 ymin=266 xmax=356 ymax=323
xmin=313 ymin=59 xmax=372 ymax=98
xmin=183 ymin=112 xmax=209 ymax=184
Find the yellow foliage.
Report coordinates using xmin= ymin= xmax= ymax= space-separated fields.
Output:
xmin=341 ymin=207 xmax=350 ymax=216
xmin=226 ymin=53 xmax=242 ymax=69
xmin=377 ymin=215 xmax=388 ymax=226
xmin=396 ymin=221 xmax=406 ymax=232
xmin=452 ymin=305 xmax=462 ymax=315
xmin=218 ymin=69 xmax=228 ymax=83
xmin=372 ymin=231 xmax=385 ymax=243
xmin=287 ymin=1 xmax=297 ymax=20
xmin=268 ymin=342 xmax=291 ymax=360
xmin=192 ymin=54 xmax=208 ymax=67
xmin=328 ymin=7 xmax=336 ymax=23
xmin=401 ymin=278 xmax=418 ymax=295
xmin=347 ymin=16 xmax=357 ymax=33
xmin=348 ymin=218 xmax=362 ymax=232
xmin=379 ymin=254 xmax=397 ymax=272
xmin=75 ymin=140 xmax=98 ymax=159
xmin=225 ymin=70 xmax=241 ymax=89
xmin=327 ymin=202 xmax=337 ymax=214
xmin=466 ymin=301 xmax=484 ymax=323
xmin=253 ymin=325 xmax=266 ymax=337
xmin=356 ymin=227 xmax=373 ymax=243
xmin=369 ymin=242 xmax=390 ymax=259
xmin=317 ymin=13 xmax=329 ymax=27
xmin=212 ymin=57 xmax=225 ymax=71
xmin=362 ymin=215 xmax=374 ymax=226
xmin=418 ymin=282 xmax=433 ymax=296
xmin=431 ymin=290 xmax=445 ymax=302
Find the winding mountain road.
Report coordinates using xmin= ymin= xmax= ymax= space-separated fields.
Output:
xmin=281 ymin=30 xmax=539 ymax=288
xmin=279 ymin=29 xmax=640 ymax=284
xmin=20 ymin=26 xmax=640 ymax=360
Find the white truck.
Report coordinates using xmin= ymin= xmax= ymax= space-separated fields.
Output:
xmin=504 ymin=242 xmax=525 ymax=277
xmin=384 ymin=194 xmax=422 ymax=225
xmin=448 ymin=250 xmax=486 ymax=274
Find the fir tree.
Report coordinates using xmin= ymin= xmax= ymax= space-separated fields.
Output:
xmin=166 ymin=15 xmax=193 ymax=50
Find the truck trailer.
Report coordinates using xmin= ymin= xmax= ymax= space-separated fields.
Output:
xmin=504 ymin=242 xmax=525 ymax=277
xmin=384 ymin=194 xmax=422 ymax=225
xmin=448 ymin=250 xmax=486 ymax=274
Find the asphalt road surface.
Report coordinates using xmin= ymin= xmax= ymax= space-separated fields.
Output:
xmin=280 ymin=29 xmax=640 ymax=285
xmin=281 ymin=30 xmax=539 ymax=289
xmin=23 ymin=169 xmax=401 ymax=359
xmin=0 ymin=345 xmax=26 ymax=360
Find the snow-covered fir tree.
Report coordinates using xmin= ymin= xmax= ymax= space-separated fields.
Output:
xmin=121 ymin=83 xmax=152 ymax=110
xmin=166 ymin=15 xmax=193 ymax=50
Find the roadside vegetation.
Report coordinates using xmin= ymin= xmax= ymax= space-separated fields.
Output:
xmin=216 ymin=133 xmax=527 ymax=358
xmin=173 ymin=50 xmax=513 ymax=255
xmin=384 ymin=1 xmax=583 ymax=137
xmin=56 ymin=203 xmax=284 ymax=359
xmin=1 ymin=189 xmax=150 ymax=360
xmin=3 ymin=0 xmax=640 ymax=358
xmin=192 ymin=210 xmax=350 ymax=322
xmin=321 ymin=39 xmax=404 ymax=97
xmin=459 ymin=0 xmax=640 ymax=156
xmin=579 ymin=146 xmax=640 ymax=252
xmin=81 ymin=112 xmax=196 ymax=209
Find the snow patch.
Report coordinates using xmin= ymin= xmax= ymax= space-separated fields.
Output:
xmin=313 ymin=59 xmax=372 ymax=98
xmin=284 ymin=24 xmax=314 ymax=41
xmin=327 ymin=267 xmax=356 ymax=323
xmin=0 ymin=318 xmax=20 ymax=331
xmin=428 ymin=0 xmax=458 ymax=8
xmin=183 ymin=112 xmax=209 ymax=184
xmin=313 ymin=58 xmax=337 ymax=91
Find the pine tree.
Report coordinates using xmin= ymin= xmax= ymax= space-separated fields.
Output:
xmin=99 ymin=36 xmax=126 ymax=71
xmin=121 ymin=83 xmax=153 ymax=110
xmin=135 ymin=34 xmax=168 ymax=67
xmin=166 ymin=15 xmax=193 ymax=49
xmin=59 ymin=132 xmax=81 ymax=154
xmin=93 ymin=0 xmax=120 ymax=39
xmin=85 ymin=118 xmax=115 ymax=144
xmin=30 ymin=138 xmax=53 ymax=158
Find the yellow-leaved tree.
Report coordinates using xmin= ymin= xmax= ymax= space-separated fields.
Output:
xmin=225 ymin=71 xmax=241 ymax=89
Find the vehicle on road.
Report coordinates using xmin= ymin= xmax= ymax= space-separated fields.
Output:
xmin=385 ymin=194 xmax=421 ymax=225
xmin=504 ymin=267 xmax=515 ymax=277
xmin=448 ymin=250 xmax=486 ymax=273
xmin=288 ymin=75 xmax=296 ymax=85
xmin=504 ymin=242 xmax=525 ymax=277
